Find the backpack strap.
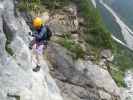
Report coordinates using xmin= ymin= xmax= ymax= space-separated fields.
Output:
xmin=45 ymin=25 xmax=52 ymax=40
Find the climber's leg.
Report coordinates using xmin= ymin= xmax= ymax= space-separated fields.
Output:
xmin=33 ymin=43 xmax=44 ymax=72
xmin=29 ymin=38 xmax=36 ymax=50
xmin=31 ymin=43 xmax=37 ymax=64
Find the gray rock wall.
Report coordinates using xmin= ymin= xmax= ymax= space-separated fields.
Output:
xmin=0 ymin=0 xmax=122 ymax=100
xmin=0 ymin=0 xmax=63 ymax=100
xmin=47 ymin=43 xmax=121 ymax=100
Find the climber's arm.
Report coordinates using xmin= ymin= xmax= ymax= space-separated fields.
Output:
xmin=34 ymin=29 xmax=45 ymax=40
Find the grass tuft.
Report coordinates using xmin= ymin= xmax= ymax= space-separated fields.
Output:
xmin=55 ymin=34 xmax=85 ymax=59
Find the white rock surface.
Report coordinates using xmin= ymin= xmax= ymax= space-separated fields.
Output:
xmin=0 ymin=0 xmax=63 ymax=100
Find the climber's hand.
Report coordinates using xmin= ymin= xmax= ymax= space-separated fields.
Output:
xmin=28 ymin=32 xmax=32 ymax=36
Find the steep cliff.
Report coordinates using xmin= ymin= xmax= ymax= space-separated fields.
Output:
xmin=0 ymin=0 xmax=63 ymax=100
xmin=0 ymin=0 xmax=122 ymax=100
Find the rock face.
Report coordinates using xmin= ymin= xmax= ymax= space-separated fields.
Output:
xmin=0 ymin=0 xmax=122 ymax=100
xmin=49 ymin=4 xmax=79 ymax=36
xmin=0 ymin=0 xmax=63 ymax=100
xmin=47 ymin=43 xmax=121 ymax=100
xmin=75 ymin=60 xmax=120 ymax=99
xmin=46 ymin=3 xmax=121 ymax=99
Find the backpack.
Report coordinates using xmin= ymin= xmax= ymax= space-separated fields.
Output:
xmin=46 ymin=26 xmax=52 ymax=40
xmin=40 ymin=25 xmax=52 ymax=41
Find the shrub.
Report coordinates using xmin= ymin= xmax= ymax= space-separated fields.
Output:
xmin=55 ymin=34 xmax=85 ymax=59
xmin=17 ymin=0 xmax=70 ymax=13
xmin=111 ymin=66 xmax=126 ymax=87
xmin=113 ymin=41 xmax=133 ymax=72
xmin=42 ymin=0 xmax=70 ymax=9
xmin=74 ymin=0 xmax=113 ymax=49
xmin=17 ymin=0 xmax=45 ymax=14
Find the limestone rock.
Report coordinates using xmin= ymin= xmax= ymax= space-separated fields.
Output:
xmin=0 ymin=0 xmax=63 ymax=100
xmin=49 ymin=4 xmax=79 ymax=36
xmin=47 ymin=43 xmax=121 ymax=100
xmin=100 ymin=49 xmax=114 ymax=62
xmin=75 ymin=60 xmax=121 ymax=99
xmin=47 ymin=43 xmax=100 ymax=100
xmin=98 ymin=90 xmax=111 ymax=100
xmin=0 ymin=0 xmax=122 ymax=100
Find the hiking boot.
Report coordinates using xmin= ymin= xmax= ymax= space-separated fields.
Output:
xmin=29 ymin=42 xmax=33 ymax=50
xmin=33 ymin=65 xmax=41 ymax=72
xmin=29 ymin=45 xmax=32 ymax=50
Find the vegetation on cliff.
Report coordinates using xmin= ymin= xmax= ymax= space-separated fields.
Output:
xmin=17 ymin=0 xmax=131 ymax=87
xmin=75 ymin=0 xmax=113 ymax=50
xmin=17 ymin=0 xmax=113 ymax=50
xmin=111 ymin=41 xmax=133 ymax=87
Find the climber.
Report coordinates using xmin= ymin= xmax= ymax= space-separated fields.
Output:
xmin=29 ymin=12 xmax=52 ymax=72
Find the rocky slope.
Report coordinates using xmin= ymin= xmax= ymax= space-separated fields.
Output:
xmin=0 ymin=0 xmax=121 ymax=100
xmin=0 ymin=0 xmax=62 ymax=100
xmin=47 ymin=43 xmax=120 ymax=100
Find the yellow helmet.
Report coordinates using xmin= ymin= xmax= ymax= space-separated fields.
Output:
xmin=33 ymin=17 xmax=43 ymax=29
